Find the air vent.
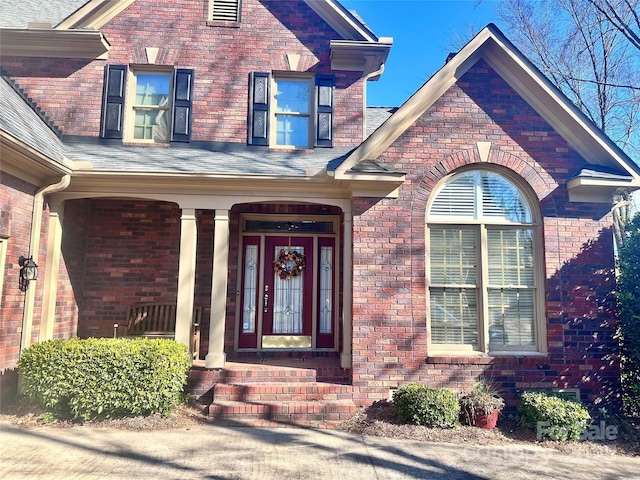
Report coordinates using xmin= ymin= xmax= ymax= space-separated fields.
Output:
xmin=211 ymin=0 xmax=241 ymax=22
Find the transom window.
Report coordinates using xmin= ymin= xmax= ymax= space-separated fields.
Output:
xmin=273 ymin=77 xmax=312 ymax=148
xmin=131 ymin=72 xmax=171 ymax=142
xmin=427 ymin=169 xmax=543 ymax=354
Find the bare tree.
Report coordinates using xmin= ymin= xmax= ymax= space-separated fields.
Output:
xmin=585 ymin=0 xmax=640 ymax=51
xmin=494 ymin=0 xmax=640 ymax=161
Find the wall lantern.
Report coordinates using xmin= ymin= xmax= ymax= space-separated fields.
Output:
xmin=18 ymin=255 xmax=38 ymax=292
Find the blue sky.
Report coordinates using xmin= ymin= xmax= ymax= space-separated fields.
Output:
xmin=340 ymin=0 xmax=499 ymax=106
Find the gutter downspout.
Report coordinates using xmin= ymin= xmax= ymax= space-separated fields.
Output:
xmin=361 ymin=63 xmax=385 ymax=141
xmin=20 ymin=174 xmax=71 ymax=355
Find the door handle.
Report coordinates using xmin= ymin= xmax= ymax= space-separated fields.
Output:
xmin=264 ymin=285 xmax=269 ymax=313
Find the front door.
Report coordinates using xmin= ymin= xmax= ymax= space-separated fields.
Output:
xmin=262 ymin=236 xmax=313 ymax=347
xmin=238 ymin=223 xmax=337 ymax=350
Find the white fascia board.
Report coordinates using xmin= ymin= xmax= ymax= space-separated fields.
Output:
xmin=303 ymin=0 xmax=378 ymax=41
xmin=330 ymin=39 xmax=392 ymax=77
xmin=0 ymin=29 xmax=110 ymax=58
xmin=55 ymin=0 xmax=136 ymax=30
xmin=567 ymin=176 xmax=640 ymax=203
xmin=335 ymin=38 xmax=486 ymax=176
xmin=480 ymin=33 xmax=640 ymax=181
xmin=337 ymin=25 xmax=640 ymax=184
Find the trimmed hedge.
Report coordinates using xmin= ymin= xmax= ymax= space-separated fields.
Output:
xmin=393 ymin=383 xmax=460 ymax=428
xmin=520 ymin=391 xmax=591 ymax=441
xmin=18 ymin=338 xmax=190 ymax=420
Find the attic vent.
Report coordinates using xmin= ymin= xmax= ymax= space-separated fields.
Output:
xmin=210 ymin=0 xmax=241 ymax=22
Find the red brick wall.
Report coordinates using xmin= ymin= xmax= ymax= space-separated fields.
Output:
xmin=69 ymin=199 xmax=183 ymax=338
xmin=351 ymin=59 xmax=620 ymax=410
xmin=0 ymin=0 xmax=365 ymax=145
xmin=1 ymin=173 xmax=37 ymax=373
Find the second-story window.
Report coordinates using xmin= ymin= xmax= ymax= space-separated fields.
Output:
xmin=273 ymin=77 xmax=312 ymax=148
xmin=132 ymin=71 xmax=171 ymax=142
xmin=248 ymin=72 xmax=334 ymax=149
xmin=100 ymin=65 xmax=194 ymax=143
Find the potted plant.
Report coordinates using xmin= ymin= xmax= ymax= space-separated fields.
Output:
xmin=459 ymin=379 xmax=505 ymax=429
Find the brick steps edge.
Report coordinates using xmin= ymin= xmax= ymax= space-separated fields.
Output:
xmin=214 ymin=382 xmax=353 ymax=402
xmin=208 ymin=399 xmax=357 ymax=423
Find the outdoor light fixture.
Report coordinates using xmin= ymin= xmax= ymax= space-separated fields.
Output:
xmin=18 ymin=255 xmax=38 ymax=292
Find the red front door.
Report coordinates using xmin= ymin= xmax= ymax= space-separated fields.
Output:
xmin=238 ymin=234 xmax=335 ymax=350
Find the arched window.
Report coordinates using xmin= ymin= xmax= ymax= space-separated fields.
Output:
xmin=427 ymin=169 xmax=544 ymax=353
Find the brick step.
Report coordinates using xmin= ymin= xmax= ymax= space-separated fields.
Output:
xmin=214 ymin=382 xmax=353 ymax=402
xmin=208 ymin=399 xmax=357 ymax=424
xmin=216 ymin=362 xmax=319 ymax=383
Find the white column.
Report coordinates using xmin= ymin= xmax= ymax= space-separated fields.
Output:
xmin=175 ymin=209 xmax=197 ymax=359
xmin=341 ymin=210 xmax=353 ymax=369
xmin=205 ymin=209 xmax=230 ymax=368
xmin=40 ymin=201 xmax=64 ymax=342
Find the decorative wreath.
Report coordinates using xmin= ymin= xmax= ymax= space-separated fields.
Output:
xmin=274 ymin=249 xmax=306 ymax=280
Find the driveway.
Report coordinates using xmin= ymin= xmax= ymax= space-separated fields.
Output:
xmin=1 ymin=421 xmax=638 ymax=479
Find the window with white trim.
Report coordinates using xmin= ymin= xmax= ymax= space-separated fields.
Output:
xmin=427 ymin=169 xmax=543 ymax=353
xmin=100 ymin=65 xmax=194 ymax=143
xmin=131 ymin=71 xmax=172 ymax=142
xmin=248 ymin=72 xmax=334 ymax=148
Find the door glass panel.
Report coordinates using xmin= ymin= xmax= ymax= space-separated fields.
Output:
xmin=272 ymin=244 xmax=304 ymax=334
xmin=242 ymin=245 xmax=258 ymax=333
xmin=319 ymin=246 xmax=333 ymax=334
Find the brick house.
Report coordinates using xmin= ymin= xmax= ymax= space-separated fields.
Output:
xmin=2 ymin=0 xmax=639 ymax=421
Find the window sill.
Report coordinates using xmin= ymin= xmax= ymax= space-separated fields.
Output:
xmin=122 ymin=141 xmax=171 ymax=148
xmin=427 ymin=352 xmax=548 ymax=365
xmin=268 ymin=147 xmax=315 ymax=154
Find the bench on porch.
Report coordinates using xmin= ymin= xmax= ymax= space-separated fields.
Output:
xmin=119 ymin=303 xmax=202 ymax=360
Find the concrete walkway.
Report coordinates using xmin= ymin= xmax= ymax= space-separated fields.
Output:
xmin=1 ymin=421 xmax=639 ymax=479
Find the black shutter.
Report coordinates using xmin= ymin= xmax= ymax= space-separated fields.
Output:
xmin=171 ymin=69 xmax=194 ymax=142
xmin=248 ymin=72 xmax=270 ymax=146
xmin=100 ymin=64 xmax=127 ymax=139
xmin=315 ymin=75 xmax=334 ymax=148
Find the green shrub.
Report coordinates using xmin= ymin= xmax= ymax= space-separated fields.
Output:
xmin=617 ymin=213 xmax=640 ymax=417
xmin=519 ymin=391 xmax=591 ymax=441
xmin=18 ymin=338 xmax=190 ymax=420
xmin=393 ymin=383 xmax=460 ymax=428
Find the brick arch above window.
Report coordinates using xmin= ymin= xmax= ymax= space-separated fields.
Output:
xmin=411 ymin=148 xmax=559 ymax=220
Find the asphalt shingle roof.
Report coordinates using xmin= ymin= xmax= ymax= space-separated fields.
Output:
xmin=0 ymin=77 xmax=66 ymax=163
xmin=0 ymin=0 xmax=89 ymax=28
xmin=366 ymin=107 xmax=397 ymax=138
xmin=63 ymin=137 xmax=354 ymax=176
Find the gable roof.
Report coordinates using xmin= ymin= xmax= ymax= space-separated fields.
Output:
xmin=336 ymin=24 xmax=640 ymax=200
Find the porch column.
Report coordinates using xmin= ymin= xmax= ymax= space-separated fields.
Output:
xmin=175 ymin=209 xmax=197 ymax=359
xmin=205 ymin=209 xmax=229 ymax=369
xmin=40 ymin=201 xmax=64 ymax=341
xmin=341 ymin=210 xmax=353 ymax=369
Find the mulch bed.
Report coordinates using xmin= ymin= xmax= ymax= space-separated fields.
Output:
xmin=3 ymin=398 xmax=639 ymax=457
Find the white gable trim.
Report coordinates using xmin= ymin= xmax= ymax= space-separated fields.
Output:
xmin=337 ymin=24 xmax=639 ymax=190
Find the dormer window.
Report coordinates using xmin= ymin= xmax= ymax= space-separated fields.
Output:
xmin=209 ymin=0 xmax=241 ymax=23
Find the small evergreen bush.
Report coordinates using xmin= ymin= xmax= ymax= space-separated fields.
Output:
xmin=18 ymin=338 xmax=190 ymax=420
xmin=393 ymin=383 xmax=460 ymax=428
xmin=519 ymin=391 xmax=591 ymax=441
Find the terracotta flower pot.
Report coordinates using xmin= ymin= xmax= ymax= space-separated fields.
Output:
xmin=468 ymin=409 xmax=499 ymax=429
